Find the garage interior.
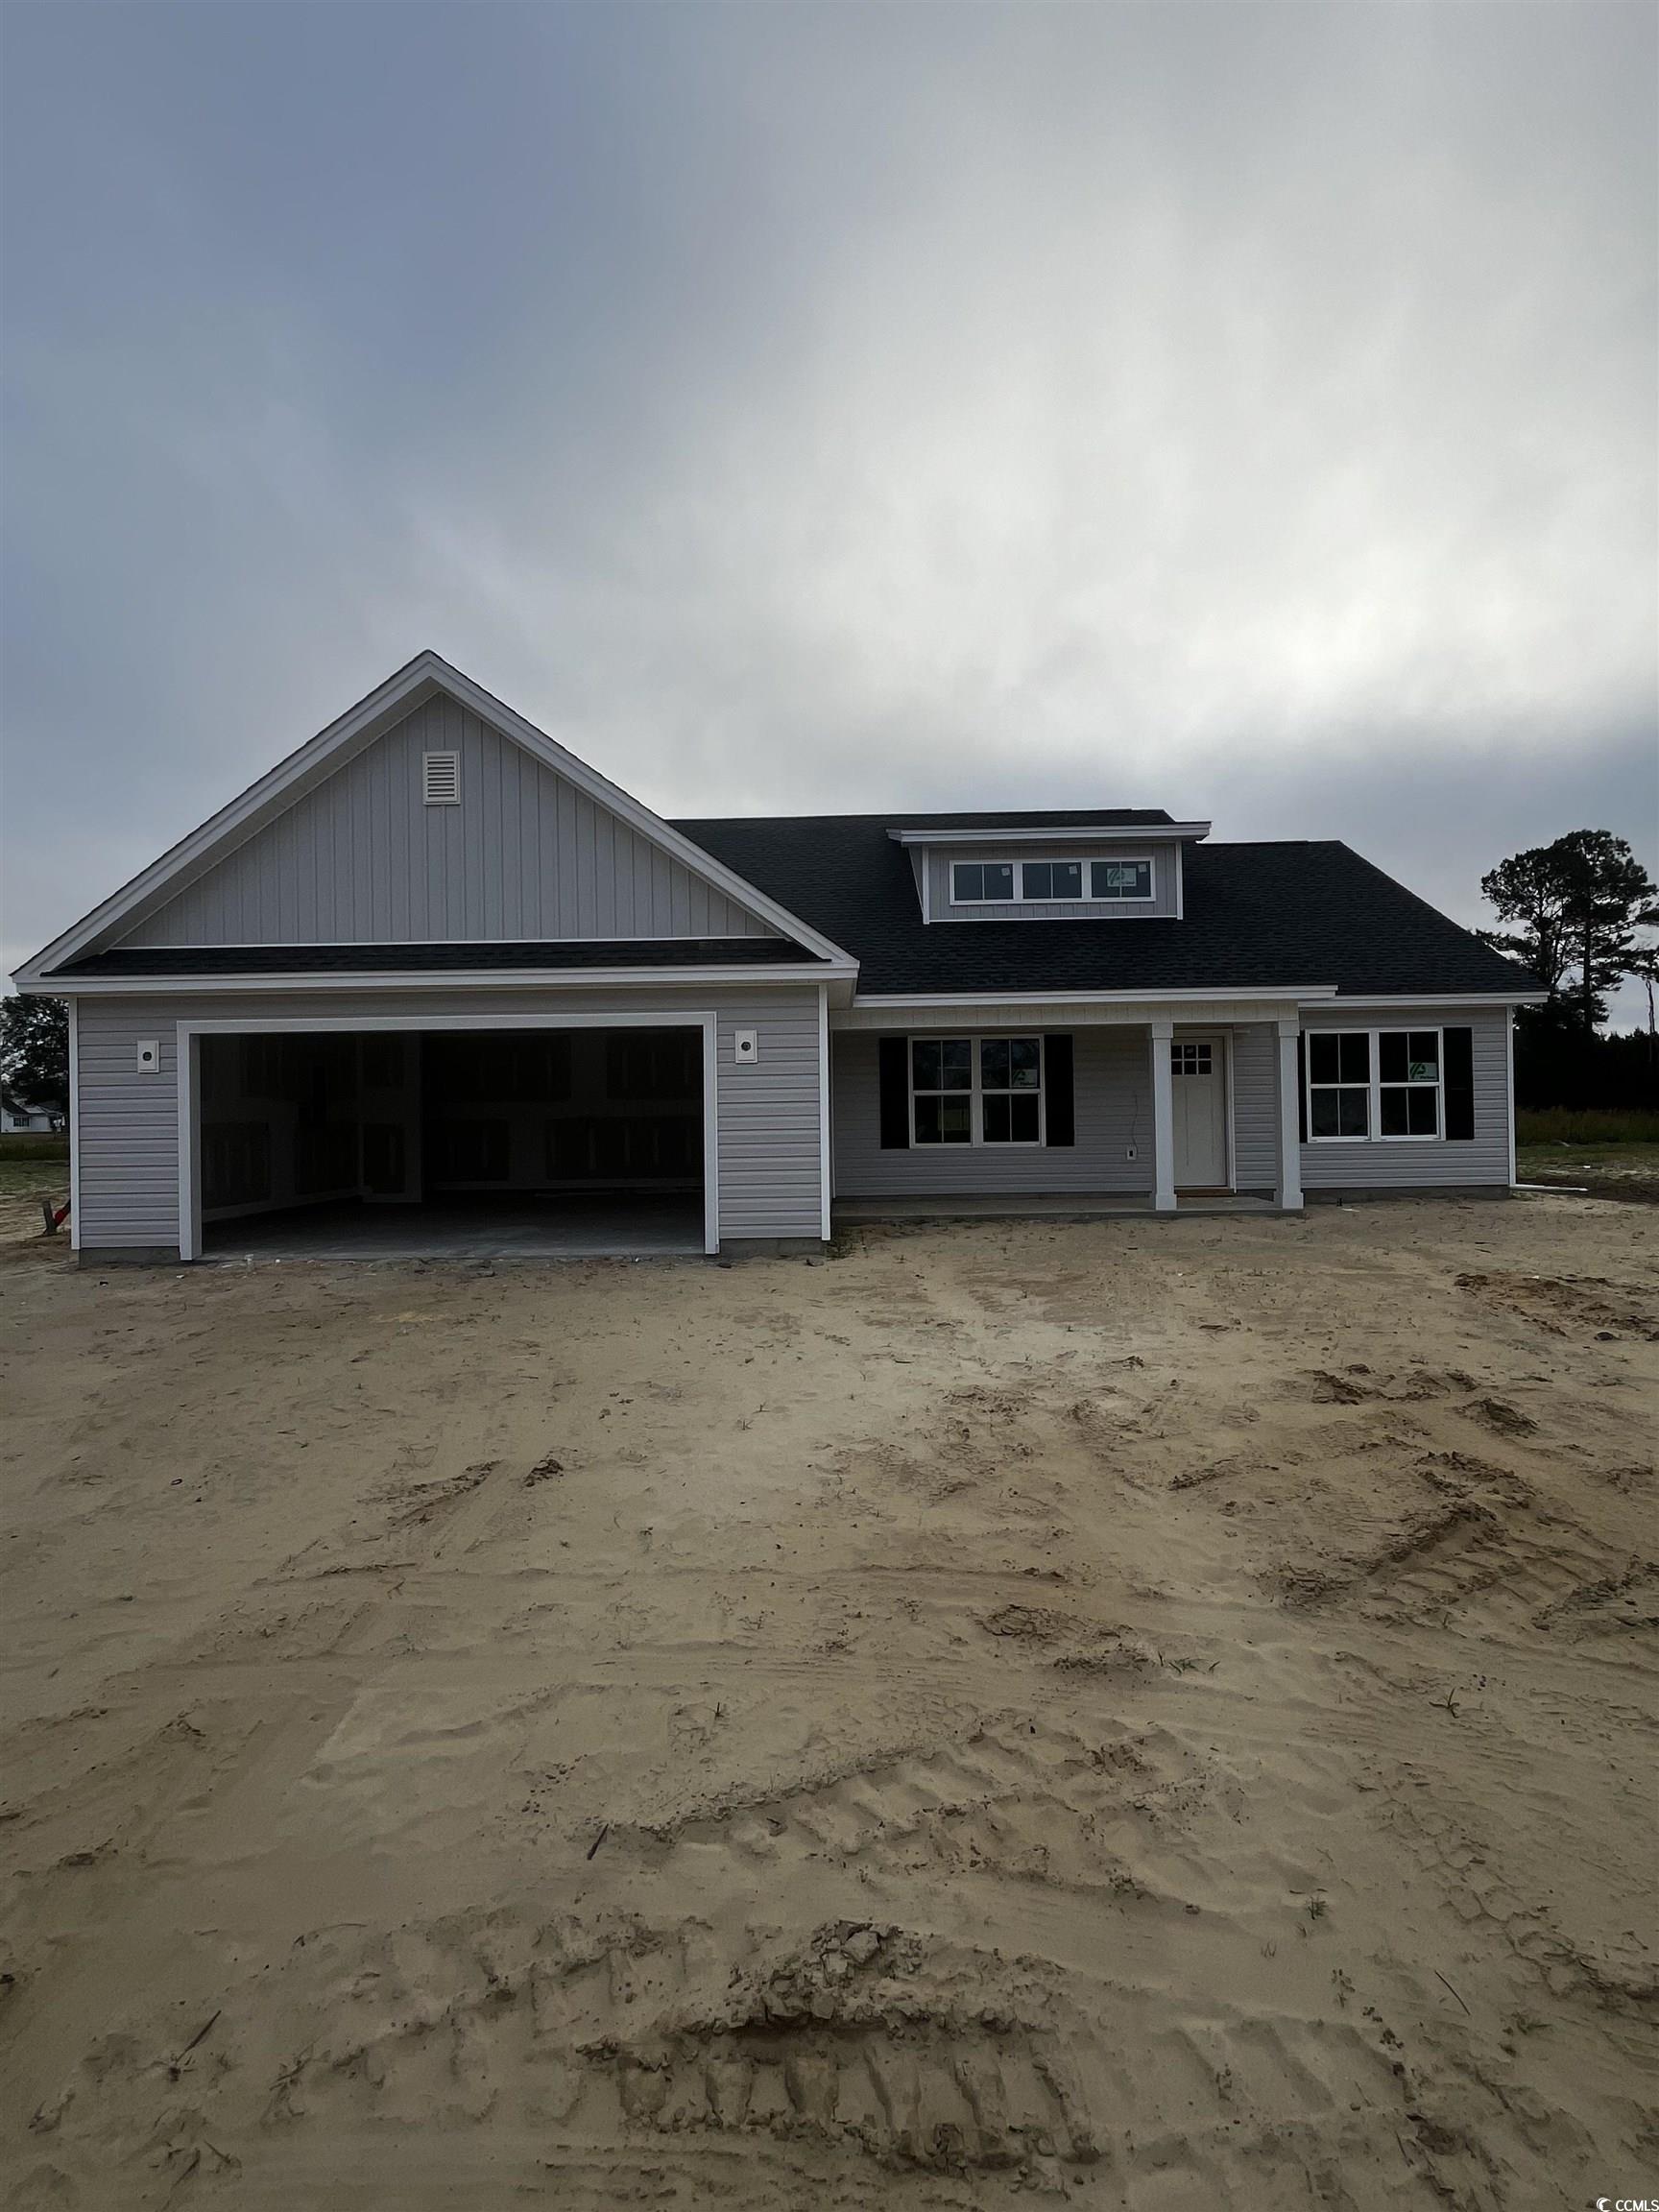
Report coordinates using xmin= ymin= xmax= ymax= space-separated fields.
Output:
xmin=198 ymin=1026 xmax=707 ymax=1257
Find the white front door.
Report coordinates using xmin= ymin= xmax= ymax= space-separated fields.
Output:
xmin=1171 ymin=1036 xmax=1228 ymax=1189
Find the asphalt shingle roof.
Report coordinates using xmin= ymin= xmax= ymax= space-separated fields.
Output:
xmin=55 ymin=815 xmax=1536 ymax=1002
xmin=670 ymin=816 xmax=1538 ymax=999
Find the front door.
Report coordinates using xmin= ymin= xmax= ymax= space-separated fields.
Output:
xmin=1171 ymin=1036 xmax=1228 ymax=1189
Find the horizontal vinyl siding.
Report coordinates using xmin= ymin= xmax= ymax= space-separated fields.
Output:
xmin=73 ymin=986 xmax=824 ymax=1252
xmin=1300 ymin=1006 xmax=1511 ymax=1189
xmin=716 ymin=998 xmax=823 ymax=1238
xmin=925 ymin=842 xmax=1180 ymax=923
xmin=1231 ymin=1023 xmax=1279 ymax=1190
xmin=833 ymin=1028 xmax=1153 ymax=1197
xmin=122 ymin=700 xmax=776 ymax=948
xmin=77 ymin=1003 xmax=181 ymax=1246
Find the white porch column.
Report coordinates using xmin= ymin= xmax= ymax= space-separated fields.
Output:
xmin=1275 ymin=1017 xmax=1304 ymax=1212
xmin=1149 ymin=1019 xmax=1176 ymax=1213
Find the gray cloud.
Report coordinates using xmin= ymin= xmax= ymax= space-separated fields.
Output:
xmin=3 ymin=4 xmax=1654 ymax=1012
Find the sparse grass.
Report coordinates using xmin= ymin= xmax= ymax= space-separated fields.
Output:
xmin=1516 ymin=1140 xmax=1659 ymax=1204
xmin=0 ymin=1134 xmax=69 ymax=1200
xmin=1516 ymin=1107 xmax=1659 ymax=1145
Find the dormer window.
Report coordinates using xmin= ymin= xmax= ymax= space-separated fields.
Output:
xmin=1092 ymin=859 xmax=1152 ymax=900
xmin=951 ymin=862 xmax=1014 ymax=902
xmin=1022 ymin=860 xmax=1082 ymax=901
xmin=946 ymin=852 xmax=1158 ymax=906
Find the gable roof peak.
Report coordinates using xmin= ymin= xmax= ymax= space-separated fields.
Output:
xmin=15 ymin=653 xmax=857 ymax=982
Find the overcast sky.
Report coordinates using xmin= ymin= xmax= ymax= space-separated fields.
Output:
xmin=3 ymin=3 xmax=1654 ymax=1011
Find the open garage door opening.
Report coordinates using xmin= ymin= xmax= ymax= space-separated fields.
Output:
xmin=195 ymin=1024 xmax=709 ymax=1259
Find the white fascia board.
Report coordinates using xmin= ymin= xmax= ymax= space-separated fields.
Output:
xmin=1306 ymin=991 xmax=1548 ymax=1011
xmin=36 ymin=963 xmax=855 ymax=997
xmin=891 ymin=823 xmax=1211 ymax=847
xmin=19 ymin=649 xmax=858 ymax=976
xmin=851 ymin=984 xmax=1339 ymax=1008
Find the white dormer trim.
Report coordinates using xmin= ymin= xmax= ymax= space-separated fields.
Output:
xmin=948 ymin=854 xmax=1160 ymax=908
xmin=15 ymin=651 xmax=859 ymax=982
xmin=891 ymin=822 xmax=1211 ymax=847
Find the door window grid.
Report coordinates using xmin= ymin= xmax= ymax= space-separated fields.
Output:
xmin=1172 ymin=1042 xmax=1214 ymax=1075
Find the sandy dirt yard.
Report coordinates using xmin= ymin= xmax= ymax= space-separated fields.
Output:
xmin=1 ymin=1198 xmax=1654 ymax=2211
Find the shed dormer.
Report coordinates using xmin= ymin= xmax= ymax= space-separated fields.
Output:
xmin=891 ymin=815 xmax=1211 ymax=922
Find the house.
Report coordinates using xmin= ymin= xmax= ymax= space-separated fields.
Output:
xmin=1 ymin=1095 xmax=64 ymax=1135
xmin=12 ymin=652 xmax=1542 ymax=1263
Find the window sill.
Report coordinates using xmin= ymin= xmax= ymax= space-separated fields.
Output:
xmin=1306 ymin=1135 xmax=1445 ymax=1146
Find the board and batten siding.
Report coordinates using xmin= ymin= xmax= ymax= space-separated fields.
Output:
xmin=73 ymin=987 xmax=825 ymax=1250
xmin=121 ymin=699 xmax=776 ymax=948
xmin=923 ymin=842 xmax=1181 ymax=923
xmin=833 ymin=1027 xmax=1154 ymax=1197
xmin=1299 ymin=1005 xmax=1512 ymax=1189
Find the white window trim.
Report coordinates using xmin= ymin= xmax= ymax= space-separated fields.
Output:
xmin=946 ymin=854 xmax=1158 ymax=908
xmin=1305 ymin=1024 xmax=1445 ymax=1143
xmin=908 ymin=1033 xmax=1046 ymax=1147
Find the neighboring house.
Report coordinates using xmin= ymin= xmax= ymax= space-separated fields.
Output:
xmin=12 ymin=652 xmax=1542 ymax=1262
xmin=1 ymin=1095 xmax=64 ymax=1135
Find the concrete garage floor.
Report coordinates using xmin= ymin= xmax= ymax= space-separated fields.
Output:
xmin=203 ymin=1190 xmax=706 ymax=1261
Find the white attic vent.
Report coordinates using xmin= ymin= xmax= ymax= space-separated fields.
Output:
xmin=423 ymin=750 xmax=460 ymax=805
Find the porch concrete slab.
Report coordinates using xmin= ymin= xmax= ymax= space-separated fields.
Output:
xmin=204 ymin=1193 xmax=706 ymax=1262
xmin=833 ymin=1192 xmax=1276 ymax=1225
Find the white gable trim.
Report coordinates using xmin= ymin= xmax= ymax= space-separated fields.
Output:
xmin=15 ymin=651 xmax=858 ymax=982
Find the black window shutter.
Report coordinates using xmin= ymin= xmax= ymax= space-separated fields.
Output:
xmin=1296 ymin=1034 xmax=1308 ymax=1143
xmin=1045 ymin=1034 xmax=1075 ymax=1145
xmin=878 ymin=1037 xmax=910 ymax=1149
xmin=1444 ymin=1026 xmax=1475 ymax=1140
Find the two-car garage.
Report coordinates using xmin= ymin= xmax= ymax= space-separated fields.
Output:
xmin=192 ymin=1020 xmax=713 ymax=1258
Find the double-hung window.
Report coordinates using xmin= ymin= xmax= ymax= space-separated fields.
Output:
xmin=1307 ymin=1034 xmax=1371 ymax=1138
xmin=1378 ymin=1030 xmax=1442 ymax=1137
xmin=910 ymin=1038 xmax=973 ymax=1143
xmin=912 ymin=1037 xmax=1044 ymax=1144
xmin=1307 ymin=1028 xmax=1443 ymax=1142
xmin=979 ymin=1038 xmax=1043 ymax=1142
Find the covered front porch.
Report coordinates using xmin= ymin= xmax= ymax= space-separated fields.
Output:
xmin=830 ymin=1001 xmax=1310 ymax=1216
